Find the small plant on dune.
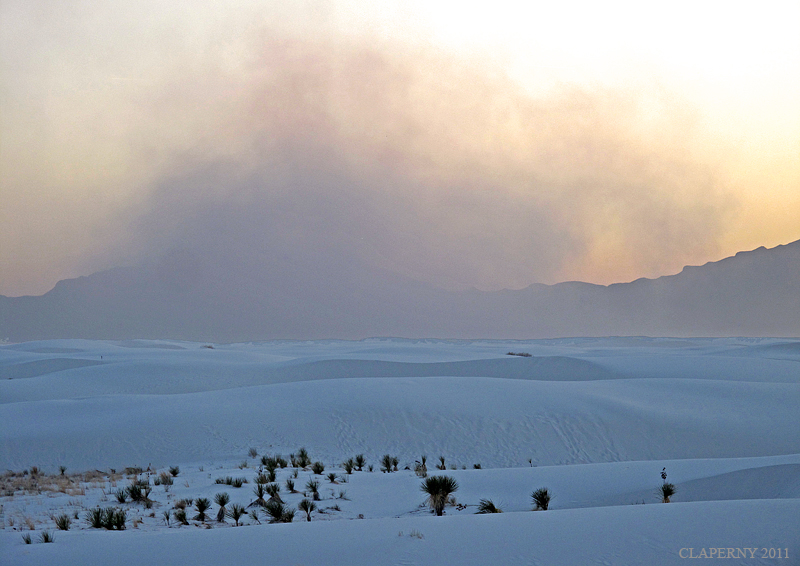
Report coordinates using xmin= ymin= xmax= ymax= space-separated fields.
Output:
xmin=169 ymin=466 xmax=180 ymax=477
xmin=473 ymin=463 xmax=482 ymax=469
xmin=249 ymin=510 xmax=261 ymax=524
xmin=327 ymin=473 xmax=338 ymax=484
xmin=232 ymin=477 xmax=246 ymax=488
xmin=311 ymin=462 xmax=325 ymax=475
xmin=531 ymin=488 xmax=551 ymax=511
xmin=355 ymin=454 xmax=366 ymax=471
xmin=114 ymin=489 xmax=127 ymax=503
xmin=54 ymin=514 xmax=72 ymax=530
xmin=251 ymin=483 xmax=268 ymax=507
xmin=421 ymin=475 xmax=459 ymax=516
xmin=476 ymin=499 xmax=502 ymax=514
xmin=264 ymin=500 xmax=294 ymax=523
xmin=227 ymin=503 xmax=247 ymax=526
xmin=660 ymin=467 xmax=676 ymax=503
xmin=254 ymin=472 xmax=268 ymax=485
xmin=285 ymin=478 xmax=296 ymax=493
xmin=343 ymin=458 xmax=355 ymax=474
xmin=194 ymin=498 xmax=211 ymax=522
xmin=215 ymin=492 xmax=230 ymax=523
xmin=660 ymin=483 xmax=676 ymax=503
xmin=296 ymin=448 xmax=311 ymax=468
xmin=162 ymin=510 xmax=171 ymax=526
xmin=59 ymin=466 xmax=67 ymax=476
xmin=174 ymin=509 xmax=189 ymax=526
xmin=414 ymin=456 xmax=428 ymax=478
xmin=86 ymin=508 xmax=105 ymax=529
xmin=265 ymin=483 xmax=283 ymax=504
xmin=436 ymin=456 xmax=447 ymax=471
xmin=266 ymin=468 xmax=277 ymax=483
xmin=39 ymin=531 xmax=55 ymax=543
xmin=158 ymin=471 xmax=173 ymax=487
xmin=248 ymin=447 xmax=259 ymax=458
xmin=21 ymin=533 xmax=32 ymax=544
xmin=380 ymin=454 xmax=394 ymax=473
xmin=305 ymin=479 xmax=321 ymax=501
xmin=298 ymin=498 xmax=316 ymax=522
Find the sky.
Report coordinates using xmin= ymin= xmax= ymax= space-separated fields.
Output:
xmin=1 ymin=0 xmax=799 ymax=297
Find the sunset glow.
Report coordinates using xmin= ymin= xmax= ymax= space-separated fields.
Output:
xmin=1 ymin=0 xmax=798 ymax=296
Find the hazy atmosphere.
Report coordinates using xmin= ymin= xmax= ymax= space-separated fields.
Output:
xmin=2 ymin=0 xmax=799 ymax=297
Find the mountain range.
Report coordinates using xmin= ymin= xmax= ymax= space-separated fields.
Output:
xmin=2 ymin=240 xmax=798 ymax=341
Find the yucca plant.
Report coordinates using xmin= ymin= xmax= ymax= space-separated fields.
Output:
xmin=249 ymin=509 xmax=261 ymax=524
xmin=231 ymin=477 xmax=246 ymax=488
xmin=162 ymin=510 xmax=171 ymax=526
xmin=174 ymin=509 xmax=189 ymax=526
xmin=114 ymin=489 xmax=127 ymax=503
xmin=21 ymin=533 xmax=32 ymax=544
xmin=227 ymin=503 xmax=247 ymax=526
xmin=343 ymin=458 xmax=355 ymax=474
xmin=214 ymin=492 xmax=230 ymax=523
xmin=421 ymin=475 xmax=459 ymax=516
xmin=311 ymin=461 xmax=325 ymax=475
xmin=251 ymin=483 xmax=268 ymax=507
xmin=380 ymin=454 xmax=394 ymax=473
xmin=414 ymin=456 xmax=428 ymax=478
xmin=264 ymin=500 xmax=294 ymax=523
xmin=305 ymin=479 xmax=320 ymax=501
xmin=297 ymin=448 xmax=311 ymax=468
xmin=54 ymin=514 xmax=72 ymax=530
xmin=660 ymin=482 xmax=676 ymax=503
xmin=476 ymin=499 xmax=502 ymax=514
xmin=298 ymin=498 xmax=316 ymax=522
xmin=194 ymin=498 xmax=211 ymax=522
xmin=248 ymin=447 xmax=259 ymax=458
xmin=285 ymin=478 xmax=296 ymax=493
xmin=327 ymin=473 xmax=338 ymax=484
xmin=86 ymin=508 xmax=105 ymax=529
xmin=265 ymin=483 xmax=283 ymax=504
xmin=158 ymin=471 xmax=173 ymax=488
xmin=39 ymin=531 xmax=55 ymax=543
xmin=436 ymin=456 xmax=446 ymax=470
xmin=531 ymin=488 xmax=551 ymax=511
xmin=355 ymin=454 xmax=365 ymax=471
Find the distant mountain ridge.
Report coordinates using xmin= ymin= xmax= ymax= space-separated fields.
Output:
xmin=2 ymin=240 xmax=799 ymax=340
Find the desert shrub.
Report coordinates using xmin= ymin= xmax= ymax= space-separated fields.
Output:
xmin=327 ymin=473 xmax=338 ymax=484
xmin=473 ymin=463 xmax=482 ymax=469
xmin=39 ymin=531 xmax=54 ymax=543
xmin=251 ymin=483 xmax=268 ymax=507
xmin=421 ymin=475 xmax=459 ymax=516
xmin=59 ymin=466 xmax=67 ymax=476
xmin=162 ymin=510 xmax=171 ymax=526
xmin=265 ymin=483 xmax=283 ymax=504
xmin=414 ymin=456 xmax=428 ymax=478
xmin=21 ymin=533 xmax=32 ymax=544
xmin=214 ymin=492 xmax=230 ymax=523
xmin=660 ymin=483 xmax=676 ymax=503
xmin=86 ymin=508 xmax=105 ymax=529
xmin=305 ymin=479 xmax=320 ymax=501
xmin=254 ymin=472 xmax=269 ymax=485
xmin=126 ymin=483 xmax=143 ymax=502
xmin=174 ymin=509 xmax=189 ymax=525
xmin=506 ymin=351 xmax=532 ymax=357
xmin=194 ymin=498 xmax=211 ymax=522
xmin=114 ymin=489 xmax=127 ymax=503
xmin=264 ymin=501 xmax=294 ymax=523
xmin=238 ymin=460 xmax=248 ymax=470
xmin=265 ymin=468 xmax=277 ymax=483
xmin=531 ymin=488 xmax=551 ymax=510
xmin=311 ymin=462 xmax=325 ymax=475
xmin=169 ymin=466 xmax=180 ymax=477
xmin=232 ymin=477 xmax=246 ymax=488
xmin=249 ymin=510 xmax=261 ymax=524
xmin=158 ymin=471 xmax=173 ymax=487
xmin=228 ymin=503 xmax=247 ymax=526
xmin=380 ymin=454 xmax=394 ymax=473
xmin=436 ymin=456 xmax=447 ymax=471
xmin=476 ymin=499 xmax=502 ymax=514
xmin=296 ymin=448 xmax=311 ymax=468
xmin=174 ymin=498 xmax=192 ymax=509
xmin=54 ymin=514 xmax=71 ymax=530
xmin=298 ymin=498 xmax=316 ymax=522
xmin=343 ymin=458 xmax=355 ymax=474
xmin=285 ymin=478 xmax=296 ymax=493
xmin=215 ymin=476 xmax=231 ymax=485
xmin=248 ymin=447 xmax=259 ymax=458
xmin=355 ymin=454 xmax=366 ymax=471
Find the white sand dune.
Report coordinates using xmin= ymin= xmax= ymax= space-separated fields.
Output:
xmin=1 ymin=337 xmax=798 ymax=565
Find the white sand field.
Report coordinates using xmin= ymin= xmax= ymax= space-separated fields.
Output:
xmin=1 ymin=337 xmax=798 ymax=565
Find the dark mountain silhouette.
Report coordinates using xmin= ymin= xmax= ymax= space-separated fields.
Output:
xmin=1 ymin=240 xmax=798 ymax=341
